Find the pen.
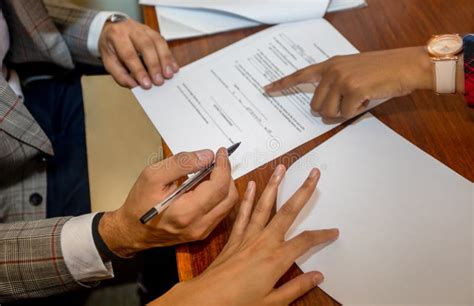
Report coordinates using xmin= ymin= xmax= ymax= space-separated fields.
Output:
xmin=140 ymin=142 xmax=241 ymax=224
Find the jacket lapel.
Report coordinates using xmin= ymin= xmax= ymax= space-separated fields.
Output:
xmin=0 ymin=77 xmax=53 ymax=155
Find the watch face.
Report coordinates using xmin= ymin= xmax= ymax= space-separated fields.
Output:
xmin=109 ymin=14 xmax=127 ymax=23
xmin=427 ymin=34 xmax=463 ymax=57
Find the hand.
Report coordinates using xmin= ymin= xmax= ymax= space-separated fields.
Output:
xmin=99 ymin=148 xmax=239 ymax=258
xmin=99 ymin=18 xmax=179 ymax=89
xmin=152 ymin=165 xmax=339 ymax=306
xmin=265 ymin=47 xmax=433 ymax=119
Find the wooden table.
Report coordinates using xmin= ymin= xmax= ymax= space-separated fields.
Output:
xmin=143 ymin=1 xmax=474 ymax=304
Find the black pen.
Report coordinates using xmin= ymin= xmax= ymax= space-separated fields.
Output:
xmin=140 ymin=142 xmax=241 ymax=224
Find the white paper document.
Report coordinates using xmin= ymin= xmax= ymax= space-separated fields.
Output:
xmin=139 ymin=0 xmax=366 ymax=40
xmin=326 ymin=0 xmax=367 ymax=12
xmin=155 ymin=6 xmax=261 ymax=41
xmin=277 ymin=114 xmax=474 ymax=305
xmin=133 ymin=19 xmax=383 ymax=179
xmin=146 ymin=0 xmax=330 ymax=24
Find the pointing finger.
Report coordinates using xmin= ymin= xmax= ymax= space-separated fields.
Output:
xmin=264 ymin=64 xmax=323 ymax=93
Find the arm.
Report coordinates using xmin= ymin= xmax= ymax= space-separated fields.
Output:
xmin=44 ymin=0 xmax=180 ymax=89
xmin=265 ymin=46 xmax=468 ymax=119
xmin=0 ymin=146 xmax=237 ymax=302
xmin=44 ymin=0 xmax=100 ymax=65
xmin=0 ymin=217 xmax=80 ymax=302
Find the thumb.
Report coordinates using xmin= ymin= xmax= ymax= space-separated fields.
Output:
xmin=153 ymin=149 xmax=214 ymax=184
xmin=266 ymin=271 xmax=324 ymax=305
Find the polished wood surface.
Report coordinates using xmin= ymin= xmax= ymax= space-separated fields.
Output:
xmin=143 ymin=1 xmax=474 ymax=304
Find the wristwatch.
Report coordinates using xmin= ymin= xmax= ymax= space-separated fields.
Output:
xmin=427 ymin=34 xmax=464 ymax=94
xmin=106 ymin=13 xmax=128 ymax=24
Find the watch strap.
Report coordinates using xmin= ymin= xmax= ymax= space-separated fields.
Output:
xmin=463 ymin=34 xmax=474 ymax=106
xmin=433 ymin=59 xmax=457 ymax=94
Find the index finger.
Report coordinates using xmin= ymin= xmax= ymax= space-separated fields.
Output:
xmin=267 ymin=168 xmax=320 ymax=236
xmin=112 ymin=36 xmax=151 ymax=89
xmin=264 ymin=64 xmax=323 ymax=93
xmin=187 ymin=147 xmax=232 ymax=213
xmin=152 ymin=149 xmax=215 ymax=184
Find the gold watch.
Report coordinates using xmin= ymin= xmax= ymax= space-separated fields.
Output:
xmin=426 ymin=34 xmax=464 ymax=94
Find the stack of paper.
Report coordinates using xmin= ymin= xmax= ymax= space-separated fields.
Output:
xmin=277 ymin=114 xmax=474 ymax=305
xmin=139 ymin=0 xmax=367 ymax=40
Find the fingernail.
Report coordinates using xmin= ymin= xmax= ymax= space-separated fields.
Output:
xmin=273 ymin=164 xmax=285 ymax=178
xmin=246 ymin=181 xmax=255 ymax=193
xmin=155 ymin=73 xmax=164 ymax=84
xmin=309 ymin=168 xmax=319 ymax=178
xmin=172 ymin=62 xmax=180 ymax=72
xmin=220 ymin=147 xmax=228 ymax=157
xmin=265 ymin=91 xmax=279 ymax=98
xmin=310 ymin=109 xmax=320 ymax=117
xmin=142 ymin=77 xmax=151 ymax=88
xmin=313 ymin=272 xmax=324 ymax=286
xmin=195 ymin=149 xmax=213 ymax=162
xmin=129 ymin=80 xmax=138 ymax=88
xmin=263 ymin=84 xmax=272 ymax=91
xmin=165 ymin=66 xmax=173 ymax=78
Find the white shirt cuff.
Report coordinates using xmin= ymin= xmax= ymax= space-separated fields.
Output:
xmin=87 ymin=11 xmax=129 ymax=58
xmin=61 ymin=213 xmax=114 ymax=284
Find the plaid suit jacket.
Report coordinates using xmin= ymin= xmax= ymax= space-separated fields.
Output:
xmin=0 ymin=0 xmax=100 ymax=302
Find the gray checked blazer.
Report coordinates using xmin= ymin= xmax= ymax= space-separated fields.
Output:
xmin=0 ymin=0 xmax=101 ymax=302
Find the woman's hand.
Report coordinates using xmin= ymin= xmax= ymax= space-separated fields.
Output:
xmin=265 ymin=47 xmax=433 ymax=119
xmin=152 ymin=165 xmax=339 ymax=306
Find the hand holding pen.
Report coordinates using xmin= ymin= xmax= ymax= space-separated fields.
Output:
xmin=141 ymin=142 xmax=241 ymax=224
xmin=97 ymin=146 xmax=240 ymax=258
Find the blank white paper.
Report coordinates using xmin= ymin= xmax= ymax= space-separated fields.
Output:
xmin=156 ymin=6 xmax=260 ymax=41
xmin=132 ymin=19 xmax=383 ymax=179
xmin=140 ymin=0 xmax=367 ymax=40
xmin=140 ymin=0 xmax=330 ymax=24
xmin=277 ymin=114 xmax=473 ymax=305
xmin=326 ymin=0 xmax=366 ymax=13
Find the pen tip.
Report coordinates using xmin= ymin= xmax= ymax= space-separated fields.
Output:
xmin=227 ymin=142 xmax=241 ymax=155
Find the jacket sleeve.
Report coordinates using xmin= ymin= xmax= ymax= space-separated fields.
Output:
xmin=0 ymin=217 xmax=81 ymax=302
xmin=44 ymin=0 xmax=102 ymax=65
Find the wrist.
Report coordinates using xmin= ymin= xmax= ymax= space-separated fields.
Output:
xmin=411 ymin=46 xmax=434 ymax=91
xmin=99 ymin=210 xmax=144 ymax=258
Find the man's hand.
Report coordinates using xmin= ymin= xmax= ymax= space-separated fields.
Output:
xmin=265 ymin=47 xmax=433 ymax=120
xmin=99 ymin=19 xmax=179 ymax=89
xmin=99 ymin=148 xmax=239 ymax=258
xmin=152 ymin=166 xmax=339 ymax=306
